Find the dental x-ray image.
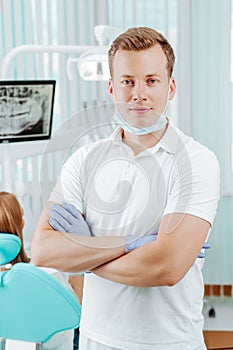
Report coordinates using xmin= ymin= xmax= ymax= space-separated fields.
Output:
xmin=0 ymin=80 xmax=55 ymax=143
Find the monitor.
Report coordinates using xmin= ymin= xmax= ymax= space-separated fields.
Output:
xmin=0 ymin=80 xmax=56 ymax=143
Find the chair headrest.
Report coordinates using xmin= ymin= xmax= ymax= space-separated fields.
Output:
xmin=0 ymin=233 xmax=21 ymax=265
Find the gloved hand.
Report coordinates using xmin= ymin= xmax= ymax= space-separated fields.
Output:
xmin=125 ymin=233 xmax=158 ymax=253
xmin=125 ymin=233 xmax=210 ymax=258
xmin=49 ymin=203 xmax=210 ymax=258
xmin=198 ymin=242 xmax=210 ymax=258
xmin=49 ymin=202 xmax=91 ymax=236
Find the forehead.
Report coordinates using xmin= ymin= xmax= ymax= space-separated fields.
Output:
xmin=112 ymin=45 xmax=168 ymax=78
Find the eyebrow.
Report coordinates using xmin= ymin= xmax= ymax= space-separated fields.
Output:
xmin=120 ymin=75 xmax=134 ymax=78
xmin=146 ymin=74 xmax=161 ymax=78
xmin=120 ymin=73 xmax=161 ymax=78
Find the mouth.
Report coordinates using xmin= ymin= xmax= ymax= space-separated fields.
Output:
xmin=129 ymin=106 xmax=152 ymax=115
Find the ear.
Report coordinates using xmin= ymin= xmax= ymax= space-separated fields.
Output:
xmin=108 ymin=79 xmax=114 ymax=98
xmin=168 ymin=78 xmax=176 ymax=100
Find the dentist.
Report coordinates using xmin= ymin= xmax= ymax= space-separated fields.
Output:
xmin=32 ymin=27 xmax=220 ymax=350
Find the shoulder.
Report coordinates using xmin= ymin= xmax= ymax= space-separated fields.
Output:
xmin=64 ymin=127 xmax=122 ymax=167
xmin=167 ymin=124 xmax=220 ymax=203
xmin=170 ymin=124 xmax=220 ymax=173
xmin=64 ymin=136 xmax=115 ymax=166
xmin=186 ymin=136 xmax=220 ymax=176
xmin=165 ymin=126 xmax=220 ymax=223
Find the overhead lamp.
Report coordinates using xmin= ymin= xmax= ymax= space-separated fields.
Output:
xmin=78 ymin=45 xmax=109 ymax=81
xmin=67 ymin=25 xmax=120 ymax=81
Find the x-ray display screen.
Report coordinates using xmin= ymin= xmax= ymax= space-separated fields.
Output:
xmin=0 ymin=80 xmax=56 ymax=143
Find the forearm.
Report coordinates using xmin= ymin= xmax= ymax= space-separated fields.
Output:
xmin=31 ymin=205 xmax=126 ymax=272
xmin=91 ymin=241 xmax=173 ymax=287
xmin=91 ymin=213 xmax=210 ymax=287
xmin=31 ymin=227 xmax=125 ymax=273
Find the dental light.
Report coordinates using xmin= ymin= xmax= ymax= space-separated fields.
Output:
xmin=67 ymin=25 xmax=120 ymax=81
xmin=78 ymin=45 xmax=109 ymax=81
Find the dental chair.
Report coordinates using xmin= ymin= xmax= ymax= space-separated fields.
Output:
xmin=0 ymin=233 xmax=81 ymax=350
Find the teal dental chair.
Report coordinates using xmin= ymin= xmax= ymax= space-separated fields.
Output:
xmin=0 ymin=233 xmax=81 ymax=349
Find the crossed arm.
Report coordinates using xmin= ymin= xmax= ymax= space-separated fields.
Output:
xmin=31 ymin=202 xmax=210 ymax=287
xmin=31 ymin=203 xmax=125 ymax=273
xmin=91 ymin=213 xmax=210 ymax=286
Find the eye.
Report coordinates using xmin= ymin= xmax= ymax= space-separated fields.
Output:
xmin=121 ymin=79 xmax=134 ymax=86
xmin=147 ymin=78 xmax=159 ymax=86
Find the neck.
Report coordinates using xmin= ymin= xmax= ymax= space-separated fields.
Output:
xmin=122 ymin=120 xmax=168 ymax=155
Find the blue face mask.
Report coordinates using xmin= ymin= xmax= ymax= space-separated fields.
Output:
xmin=114 ymin=111 xmax=167 ymax=136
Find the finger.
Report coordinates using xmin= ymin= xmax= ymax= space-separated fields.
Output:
xmin=202 ymin=242 xmax=210 ymax=249
xmin=62 ymin=202 xmax=84 ymax=221
xmin=51 ymin=204 xmax=76 ymax=225
xmin=49 ymin=217 xmax=66 ymax=232
xmin=50 ymin=209 xmax=72 ymax=231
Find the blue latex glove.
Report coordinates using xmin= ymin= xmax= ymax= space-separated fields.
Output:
xmin=49 ymin=202 xmax=91 ymax=236
xmin=49 ymin=202 xmax=210 ymax=258
xmin=198 ymin=242 xmax=210 ymax=258
xmin=125 ymin=233 xmax=210 ymax=258
xmin=125 ymin=233 xmax=158 ymax=253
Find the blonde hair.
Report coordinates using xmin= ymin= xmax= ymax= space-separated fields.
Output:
xmin=0 ymin=191 xmax=30 ymax=264
xmin=108 ymin=27 xmax=175 ymax=78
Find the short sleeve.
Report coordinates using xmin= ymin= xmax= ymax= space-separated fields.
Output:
xmin=48 ymin=148 xmax=85 ymax=213
xmin=164 ymin=145 xmax=220 ymax=225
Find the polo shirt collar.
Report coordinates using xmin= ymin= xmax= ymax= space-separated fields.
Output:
xmin=109 ymin=119 xmax=189 ymax=155
xmin=158 ymin=119 xmax=185 ymax=154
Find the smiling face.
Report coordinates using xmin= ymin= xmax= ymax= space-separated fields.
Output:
xmin=108 ymin=45 xmax=176 ymax=129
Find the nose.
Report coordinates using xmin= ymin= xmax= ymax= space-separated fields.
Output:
xmin=132 ymin=82 xmax=147 ymax=102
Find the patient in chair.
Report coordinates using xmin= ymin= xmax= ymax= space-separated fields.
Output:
xmin=0 ymin=191 xmax=81 ymax=350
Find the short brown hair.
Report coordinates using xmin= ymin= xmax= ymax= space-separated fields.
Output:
xmin=0 ymin=191 xmax=30 ymax=264
xmin=108 ymin=27 xmax=175 ymax=78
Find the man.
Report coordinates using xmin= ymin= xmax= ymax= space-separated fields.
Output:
xmin=32 ymin=27 xmax=220 ymax=349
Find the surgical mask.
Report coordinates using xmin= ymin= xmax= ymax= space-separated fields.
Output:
xmin=114 ymin=111 xmax=167 ymax=135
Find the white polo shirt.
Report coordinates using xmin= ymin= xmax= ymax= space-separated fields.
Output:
xmin=49 ymin=120 xmax=220 ymax=349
